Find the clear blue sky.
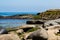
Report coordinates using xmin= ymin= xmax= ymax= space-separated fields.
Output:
xmin=0 ymin=0 xmax=60 ymax=12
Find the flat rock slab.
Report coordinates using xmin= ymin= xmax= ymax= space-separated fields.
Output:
xmin=0 ymin=34 xmax=20 ymax=40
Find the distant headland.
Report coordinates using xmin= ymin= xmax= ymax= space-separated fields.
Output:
xmin=1 ymin=9 xmax=60 ymax=19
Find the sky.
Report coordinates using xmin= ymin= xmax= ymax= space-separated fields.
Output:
xmin=0 ymin=0 xmax=60 ymax=12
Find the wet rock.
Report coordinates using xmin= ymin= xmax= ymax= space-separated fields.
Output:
xmin=0 ymin=27 xmax=8 ymax=34
xmin=26 ymin=21 xmax=44 ymax=24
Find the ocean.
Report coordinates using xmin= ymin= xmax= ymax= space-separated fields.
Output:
xmin=0 ymin=12 xmax=37 ymax=28
xmin=0 ymin=19 xmax=31 ymax=28
xmin=0 ymin=12 xmax=37 ymax=16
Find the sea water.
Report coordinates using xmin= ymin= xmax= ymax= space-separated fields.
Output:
xmin=0 ymin=19 xmax=31 ymax=28
xmin=0 ymin=12 xmax=37 ymax=28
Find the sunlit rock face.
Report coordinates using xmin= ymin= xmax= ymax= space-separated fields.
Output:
xmin=44 ymin=19 xmax=60 ymax=27
xmin=45 ymin=25 xmax=60 ymax=40
xmin=0 ymin=34 xmax=20 ymax=40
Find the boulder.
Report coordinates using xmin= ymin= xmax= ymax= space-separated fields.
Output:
xmin=26 ymin=20 xmax=44 ymax=24
xmin=26 ymin=28 xmax=48 ymax=40
xmin=0 ymin=34 xmax=21 ymax=40
xmin=0 ymin=26 xmax=8 ymax=34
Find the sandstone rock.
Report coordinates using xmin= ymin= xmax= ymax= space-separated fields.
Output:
xmin=47 ymin=29 xmax=57 ymax=40
xmin=23 ymin=32 xmax=33 ymax=40
xmin=8 ymin=31 xmax=16 ymax=34
xmin=46 ymin=25 xmax=60 ymax=40
xmin=20 ymin=25 xmax=36 ymax=29
xmin=0 ymin=34 xmax=21 ymax=40
xmin=57 ymin=36 xmax=60 ymax=40
xmin=16 ymin=29 xmax=24 ymax=34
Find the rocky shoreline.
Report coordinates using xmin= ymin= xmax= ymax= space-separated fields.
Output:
xmin=0 ymin=14 xmax=33 ymax=19
xmin=1 ymin=9 xmax=60 ymax=40
xmin=0 ymin=18 xmax=60 ymax=40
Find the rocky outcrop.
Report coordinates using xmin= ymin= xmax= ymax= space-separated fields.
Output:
xmin=25 ymin=25 xmax=60 ymax=40
xmin=44 ymin=20 xmax=59 ymax=27
xmin=37 ymin=9 xmax=60 ymax=20
xmin=25 ymin=27 xmax=48 ymax=40
xmin=1 ymin=24 xmax=60 ymax=40
xmin=44 ymin=18 xmax=60 ymax=27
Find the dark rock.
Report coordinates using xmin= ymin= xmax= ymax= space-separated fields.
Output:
xmin=26 ymin=21 xmax=44 ymax=24
xmin=35 ymin=21 xmax=44 ymax=24
xmin=26 ymin=21 xmax=35 ymax=24
xmin=19 ymin=25 xmax=36 ymax=32
xmin=23 ymin=28 xmax=32 ymax=32
xmin=26 ymin=29 xmax=48 ymax=40
xmin=0 ymin=27 xmax=8 ymax=34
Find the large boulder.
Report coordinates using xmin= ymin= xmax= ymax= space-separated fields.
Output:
xmin=0 ymin=34 xmax=21 ymax=40
xmin=26 ymin=28 xmax=48 ymax=40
